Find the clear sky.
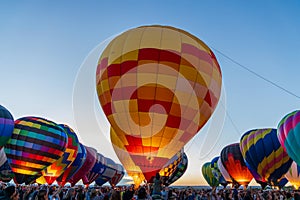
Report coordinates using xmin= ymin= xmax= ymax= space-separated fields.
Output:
xmin=1 ymin=1 xmax=300 ymax=186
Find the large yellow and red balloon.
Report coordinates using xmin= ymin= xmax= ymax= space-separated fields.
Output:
xmin=96 ymin=25 xmax=222 ymax=186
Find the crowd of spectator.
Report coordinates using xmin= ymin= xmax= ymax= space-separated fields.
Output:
xmin=1 ymin=182 xmax=300 ymax=200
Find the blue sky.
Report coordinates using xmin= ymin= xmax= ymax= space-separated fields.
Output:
xmin=1 ymin=1 xmax=300 ymax=186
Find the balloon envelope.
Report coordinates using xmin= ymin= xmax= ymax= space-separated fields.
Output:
xmin=165 ymin=152 xmax=188 ymax=186
xmin=0 ymin=148 xmax=14 ymax=182
xmin=217 ymin=158 xmax=232 ymax=183
xmin=109 ymin=164 xmax=125 ymax=186
xmin=4 ymin=117 xmax=67 ymax=184
xmin=220 ymin=143 xmax=253 ymax=186
xmin=56 ymin=143 xmax=86 ymax=186
xmin=277 ymin=110 xmax=300 ymax=166
xmin=240 ymin=128 xmax=292 ymax=186
xmin=37 ymin=124 xmax=79 ymax=184
xmin=211 ymin=157 xmax=227 ymax=187
xmin=0 ymin=105 xmax=14 ymax=147
xmin=83 ymin=153 xmax=106 ymax=185
xmin=97 ymin=25 xmax=222 ymax=183
xmin=285 ymin=161 xmax=300 ymax=189
xmin=202 ymin=162 xmax=219 ymax=187
xmin=95 ymin=157 xmax=118 ymax=186
xmin=160 ymin=149 xmax=183 ymax=184
xmin=69 ymin=146 xmax=97 ymax=186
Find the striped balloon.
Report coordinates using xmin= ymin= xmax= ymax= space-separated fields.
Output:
xmin=4 ymin=116 xmax=68 ymax=184
xmin=165 ymin=152 xmax=188 ymax=186
xmin=83 ymin=152 xmax=106 ymax=185
xmin=95 ymin=157 xmax=118 ymax=186
xmin=0 ymin=105 xmax=14 ymax=147
xmin=211 ymin=157 xmax=227 ymax=187
xmin=97 ymin=25 xmax=222 ymax=185
xmin=277 ymin=110 xmax=300 ymax=166
xmin=240 ymin=128 xmax=292 ymax=186
xmin=69 ymin=146 xmax=97 ymax=186
xmin=37 ymin=124 xmax=79 ymax=184
xmin=56 ymin=142 xmax=86 ymax=186
xmin=202 ymin=162 xmax=219 ymax=187
xmin=109 ymin=164 xmax=125 ymax=186
xmin=0 ymin=148 xmax=14 ymax=182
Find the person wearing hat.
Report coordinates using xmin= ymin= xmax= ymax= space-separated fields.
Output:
xmin=0 ymin=185 xmax=19 ymax=200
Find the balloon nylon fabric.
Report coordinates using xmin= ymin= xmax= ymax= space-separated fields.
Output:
xmin=96 ymin=25 xmax=222 ymax=184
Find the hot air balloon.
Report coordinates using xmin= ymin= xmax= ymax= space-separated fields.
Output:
xmin=95 ymin=157 xmax=118 ymax=186
xmin=165 ymin=152 xmax=188 ymax=186
xmin=68 ymin=146 xmax=97 ymax=186
xmin=159 ymin=149 xmax=183 ymax=185
xmin=96 ymin=25 xmax=222 ymax=186
xmin=83 ymin=153 xmax=106 ymax=185
xmin=4 ymin=116 xmax=68 ymax=184
xmin=240 ymin=128 xmax=292 ymax=187
xmin=36 ymin=124 xmax=79 ymax=184
xmin=109 ymin=164 xmax=125 ymax=187
xmin=56 ymin=143 xmax=87 ymax=186
xmin=277 ymin=110 xmax=300 ymax=166
xmin=285 ymin=161 xmax=300 ymax=189
xmin=217 ymin=157 xmax=232 ymax=184
xmin=211 ymin=157 xmax=227 ymax=187
xmin=0 ymin=105 xmax=14 ymax=147
xmin=202 ymin=162 xmax=219 ymax=187
xmin=0 ymin=148 xmax=14 ymax=182
xmin=220 ymin=143 xmax=253 ymax=187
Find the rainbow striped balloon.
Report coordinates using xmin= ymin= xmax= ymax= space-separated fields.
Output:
xmin=4 ymin=116 xmax=68 ymax=184
xmin=0 ymin=105 xmax=14 ymax=147
xmin=278 ymin=110 xmax=300 ymax=166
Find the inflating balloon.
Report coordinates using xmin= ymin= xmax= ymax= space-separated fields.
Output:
xmin=83 ymin=152 xmax=106 ymax=185
xmin=56 ymin=143 xmax=86 ymax=186
xmin=0 ymin=148 xmax=14 ymax=182
xmin=240 ymin=128 xmax=292 ymax=187
xmin=160 ymin=149 xmax=183 ymax=184
xmin=202 ymin=162 xmax=219 ymax=187
xmin=217 ymin=158 xmax=232 ymax=183
xmin=4 ymin=117 xmax=67 ymax=184
xmin=109 ymin=164 xmax=125 ymax=187
xmin=220 ymin=143 xmax=253 ymax=187
xmin=165 ymin=152 xmax=188 ymax=186
xmin=211 ymin=156 xmax=227 ymax=187
xmin=0 ymin=105 xmax=14 ymax=147
xmin=37 ymin=124 xmax=79 ymax=184
xmin=96 ymin=24 xmax=222 ymax=185
xmin=69 ymin=146 xmax=97 ymax=186
xmin=277 ymin=110 xmax=300 ymax=166
xmin=95 ymin=157 xmax=118 ymax=186
xmin=285 ymin=161 xmax=300 ymax=189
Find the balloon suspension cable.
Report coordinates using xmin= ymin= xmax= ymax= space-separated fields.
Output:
xmin=211 ymin=47 xmax=300 ymax=100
